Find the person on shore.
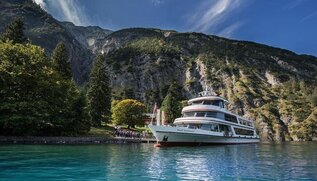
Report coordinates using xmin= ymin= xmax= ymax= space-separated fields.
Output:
xmin=114 ymin=128 xmax=152 ymax=139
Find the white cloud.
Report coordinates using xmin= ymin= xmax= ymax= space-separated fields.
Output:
xmin=217 ymin=22 xmax=242 ymax=38
xmin=33 ymin=0 xmax=47 ymax=10
xmin=152 ymin=0 xmax=163 ymax=6
xmin=55 ymin=0 xmax=88 ymax=26
xmin=33 ymin=0 xmax=89 ymax=26
xmin=188 ymin=0 xmax=247 ymax=37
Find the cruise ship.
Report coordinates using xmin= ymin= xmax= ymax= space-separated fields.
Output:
xmin=149 ymin=88 xmax=260 ymax=146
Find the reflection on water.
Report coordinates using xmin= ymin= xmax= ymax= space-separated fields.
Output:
xmin=0 ymin=143 xmax=317 ymax=181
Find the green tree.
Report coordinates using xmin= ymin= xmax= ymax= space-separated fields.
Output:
xmin=161 ymin=82 xmax=182 ymax=124
xmin=66 ymin=91 xmax=90 ymax=135
xmin=296 ymin=108 xmax=317 ymax=141
xmin=51 ymin=41 xmax=72 ymax=78
xmin=123 ymin=87 xmax=135 ymax=99
xmin=87 ymin=54 xmax=112 ymax=126
xmin=0 ymin=41 xmax=89 ymax=136
xmin=112 ymin=99 xmax=146 ymax=128
xmin=0 ymin=18 xmax=27 ymax=44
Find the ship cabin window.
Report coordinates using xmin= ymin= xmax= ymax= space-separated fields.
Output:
xmin=225 ymin=114 xmax=238 ymax=123
xmin=238 ymin=118 xmax=253 ymax=127
xmin=183 ymin=112 xmax=195 ymax=117
xmin=196 ymin=112 xmax=206 ymax=117
xmin=206 ymin=111 xmax=217 ymax=118
xmin=219 ymin=101 xmax=224 ymax=108
xmin=187 ymin=124 xmax=200 ymax=129
xmin=183 ymin=124 xmax=220 ymax=132
xmin=203 ymin=100 xmax=213 ymax=105
xmin=219 ymin=124 xmax=232 ymax=137
xmin=182 ymin=111 xmax=199 ymax=117
xmin=191 ymin=100 xmax=204 ymax=105
xmin=187 ymin=124 xmax=195 ymax=129
xmin=210 ymin=124 xmax=219 ymax=132
xmin=182 ymin=111 xmax=224 ymax=119
xmin=200 ymin=124 xmax=219 ymax=132
xmin=190 ymin=100 xmax=225 ymax=108
xmin=203 ymin=100 xmax=225 ymax=108
xmin=200 ymin=124 xmax=210 ymax=131
xmin=234 ymin=128 xmax=254 ymax=136
xmin=219 ymin=124 xmax=230 ymax=132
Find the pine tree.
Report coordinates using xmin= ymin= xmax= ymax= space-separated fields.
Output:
xmin=161 ymin=81 xmax=182 ymax=124
xmin=0 ymin=41 xmax=90 ymax=136
xmin=0 ymin=18 xmax=27 ymax=44
xmin=87 ymin=54 xmax=112 ymax=126
xmin=51 ymin=42 xmax=72 ymax=78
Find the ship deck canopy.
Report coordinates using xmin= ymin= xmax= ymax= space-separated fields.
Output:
xmin=188 ymin=96 xmax=229 ymax=104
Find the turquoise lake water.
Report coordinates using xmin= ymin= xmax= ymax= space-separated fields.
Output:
xmin=0 ymin=143 xmax=316 ymax=181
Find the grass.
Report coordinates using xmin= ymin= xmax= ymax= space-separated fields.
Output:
xmin=87 ymin=124 xmax=152 ymax=137
xmin=114 ymin=125 xmax=152 ymax=133
xmin=87 ymin=125 xmax=115 ymax=137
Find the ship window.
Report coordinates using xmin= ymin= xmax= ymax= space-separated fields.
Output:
xmin=200 ymin=124 xmax=210 ymax=130
xmin=183 ymin=112 xmax=195 ymax=117
xmin=219 ymin=124 xmax=230 ymax=132
xmin=238 ymin=118 xmax=245 ymax=125
xmin=188 ymin=124 xmax=195 ymax=129
xmin=225 ymin=114 xmax=238 ymax=123
xmin=192 ymin=101 xmax=203 ymax=105
xmin=203 ymin=100 xmax=213 ymax=105
xmin=188 ymin=124 xmax=200 ymax=129
xmin=212 ymin=100 xmax=220 ymax=106
xmin=210 ymin=124 xmax=219 ymax=132
xmin=217 ymin=112 xmax=225 ymax=120
xmin=177 ymin=124 xmax=187 ymax=127
xmin=219 ymin=101 xmax=224 ymax=108
xmin=234 ymin=128 xmax=254 ymax=136
xmin=206 ymin=111 xmax=217 ymax=118
xmin=238 ymin=118 xmax=253 ymax=127
xmin=196 ymin=112 xmax=206 ymax=117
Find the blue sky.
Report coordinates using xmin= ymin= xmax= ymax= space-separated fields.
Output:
xmin=34 ymin=0 xmax=317 ymax=56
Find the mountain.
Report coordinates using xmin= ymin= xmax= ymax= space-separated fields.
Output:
xmin=1 ymin=0 xmax=316 ymax=141
xmin=100 ymin=28 xmax=317 ymax=141
xmin=0 ymin=0 xmax=112 ymax=84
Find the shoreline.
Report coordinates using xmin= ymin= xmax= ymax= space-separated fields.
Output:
xmin=0 ymin=136 xmax=156 ymax=145
xmin=1 ymin=136 xmax=313 ymax=145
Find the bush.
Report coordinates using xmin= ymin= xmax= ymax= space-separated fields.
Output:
xmin=111 ymin=99 xmax=146 ymax=128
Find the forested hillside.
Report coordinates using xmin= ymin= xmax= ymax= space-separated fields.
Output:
xmin=0 ymin=0 xmax=316 ymax=141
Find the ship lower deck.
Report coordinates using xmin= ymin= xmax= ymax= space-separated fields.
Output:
xmin=149 ymin=125 xmax=259 ymax=146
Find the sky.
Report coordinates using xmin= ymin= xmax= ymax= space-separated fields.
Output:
xmin=33 ymin=0 xmax=317 ymax=56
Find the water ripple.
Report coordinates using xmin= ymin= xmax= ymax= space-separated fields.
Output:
xmin=0 ymin=143 xmax=316 ymax=181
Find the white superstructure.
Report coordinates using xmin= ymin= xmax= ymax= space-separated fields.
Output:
xmin=149 ymin=88 xmax=260 ymax=146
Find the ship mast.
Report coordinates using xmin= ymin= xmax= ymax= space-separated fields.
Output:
xmin=199 ymin=83 xmax=215 ymax=97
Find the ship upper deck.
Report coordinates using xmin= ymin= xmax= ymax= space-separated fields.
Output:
xmin=188 ymin=96 xmax=229 ymax=104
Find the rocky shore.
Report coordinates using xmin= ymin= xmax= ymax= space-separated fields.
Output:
xmin=0 ymin=136 xmax=156 ymax=145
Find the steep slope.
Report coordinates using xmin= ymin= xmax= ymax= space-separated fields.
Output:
xmin=99 ymin=28 xmax=317 ymax=142
xmin=0 ymin=0 xmax=316 ymax=141
xmin=0 ymin=0 xmax=111 ymax=84
xmin=60 ymin=22 xmax=112 ymax=53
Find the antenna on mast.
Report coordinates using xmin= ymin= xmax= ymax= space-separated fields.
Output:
xmin=198 ymin=81 xmax=214 ymax=97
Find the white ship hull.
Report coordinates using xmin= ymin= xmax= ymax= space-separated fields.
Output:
xmin=149 ymin=125 xmax=259 ymax=146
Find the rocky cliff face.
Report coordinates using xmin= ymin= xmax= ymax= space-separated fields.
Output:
xmin=0 ymin=0 xmax=112 ymax=84
xmin=99 ymin=29 xmax=317 ymax=142
xmin=1 ymin=0 xmax=316 ymax=141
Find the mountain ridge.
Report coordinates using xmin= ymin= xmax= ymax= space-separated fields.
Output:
xmin=0 ymin=0 xmax=316 ymax=141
